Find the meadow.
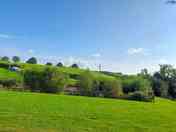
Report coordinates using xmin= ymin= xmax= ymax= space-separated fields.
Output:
xmin=0 ymin=91 xmax=175 ymax=132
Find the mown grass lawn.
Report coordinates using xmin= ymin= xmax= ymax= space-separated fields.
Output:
xmin=0 ymin=91 xmax=175 ymax=132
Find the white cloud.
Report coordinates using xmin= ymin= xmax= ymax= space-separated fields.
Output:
xmin=0 ymin=33 xmax=15 ymax=39
xmin=0 ymin=34 xmax=12 ymax=39
xmin=127 ymin=48 xmax=146 ymax=55
xmin=159 ymin=59 xmax=168 ymax=64
xmin=27 ymin=49 xmax=35 ymax=54
xmin=91 ymin=53 xmax=101 ymax=58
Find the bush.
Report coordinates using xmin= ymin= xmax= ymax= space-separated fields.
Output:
xmin=23 ymin=67 xmax=68 ymax=93
xmin=128 ymin=91 xmax=154 ymax=102
xmin=79 ymin=70 xmax=94 ymax=96
xmin=40 ymin=67 xmax=68 ymax=93
xmin=79 ymin=70 xmax=123 ymax=98
xmin=122 ymin=76 xmax=151 ymax=94
xmin=99 ymin=79 xmax=123 ymax=98
xmin=0 ymin=79 xmax=17 ymax=88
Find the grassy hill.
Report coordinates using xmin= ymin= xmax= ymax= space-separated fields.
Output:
xmin=0 ymin=68 xmax=22 ymax=81
xmin=0 ymin=91 xmax=175 ymax=132
xmin=0 ymin=61 xmax=116 ymax=86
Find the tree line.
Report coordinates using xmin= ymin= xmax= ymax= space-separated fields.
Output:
xmin=1 ymin=55 xmax=176 ymax=102
xmin=0 ymin=56 xmax=79 ymax=68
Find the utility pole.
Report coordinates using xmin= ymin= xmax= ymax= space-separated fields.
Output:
xmin=98 ymin=64 xmax=102 ymax=72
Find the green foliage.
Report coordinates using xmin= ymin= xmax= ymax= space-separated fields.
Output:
xmin=79 ymin=70 xmax=122 ymax=98
xmin=100 ymin=79 xmax=123 ymax=98
xmin=12 ymin=56 xmax=20 ymax=63
xmin=40 ymin=67 xmax=68 ymax=93
xmin=0 ymin=79 xmax=17 ymax=88
xmin=1 ymin=56 xmax=10 ymax=62
xmin=26 ymin=57 xmax=37 ymax=64
xmin=23 ymin=67 xmax=68 ymax=93
xmin=152 ymin=64 xmax=176 ymax=98
xmin=128 ymin=91 xmax=154 ymax=102
xmin=79 ymin=70 xmax=94 ymax=96
xmin=46 ymin=62 xmax=53 ymax=66
xmin=71 ymin=63 xmax=79 ymax=68
xmin=122 ymin=76 xmax=151 ymax=94
xmin=56 ymin=62 xmax=63 ymax=67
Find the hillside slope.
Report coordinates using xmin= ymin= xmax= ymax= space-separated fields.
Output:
xmin=0 ymin=91 xmax=175 ymax=132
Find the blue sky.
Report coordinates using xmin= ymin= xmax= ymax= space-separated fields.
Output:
xmin=0 ymin=0 xmax=176 ymax=74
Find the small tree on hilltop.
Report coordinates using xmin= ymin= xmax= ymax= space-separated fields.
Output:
xmin=26 ymin=57 xmax=37 ymax=64
xmin=12 ymin=56 xmax=20 ymax=63
xmin=71 ymin=63 xmax=79 ymax=68
xmin=57 ymin=62 xmax=63 ymax=67
xmin=46 ymin=62 xmax=53 ymax=66
xmin=1 ymin=56 xmax=10 ymax=62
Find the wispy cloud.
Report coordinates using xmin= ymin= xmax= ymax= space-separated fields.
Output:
xmin=0 ymin=34 xmax=12 ymax=39
xmin=27 ymin=49 xmax=35 ymax=54
xmin=127 ymin=48 xmax=150 ymax=56
xmin=158 ymin=58 xmax=168 ymax=64
xmin=91 ymin=53 xmax=101 ymax=58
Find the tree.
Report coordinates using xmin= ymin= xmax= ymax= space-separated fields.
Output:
xmin=71 ymin=63 xmax=79 ymax=68
xmin=23 ymin=67 xmax=68 ymax=93
xmin=101 ymin=79 xmax=123 ymax=98
xmin=57 ymin=62 xmax=63 ymax=67
xmin=1 ymin=56 xmax=9 ymax=62
xmin=79 ymin=70 xmax=94 ymax=96
xmin=26 ymin=57 xmax=37 ymax=64
xmin=46 ymin=62 xmax=53 ymax=66
xmin=152 ymin=65 xmax=174 ymax=98
xmin=12 ymin=56 xmax=20 ymax=63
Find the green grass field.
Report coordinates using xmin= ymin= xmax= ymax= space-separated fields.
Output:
xmin=0 ymin=68 xmax=22 ymax=81
xmin=0 ymin=91 xmax=175 ymax=132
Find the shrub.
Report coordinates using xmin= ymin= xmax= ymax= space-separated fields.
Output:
xmin=100 ymin=79 xmax=123 ymax=98
xmin=122 ymin=76 xmax=151 ymax=94
xmin=79 ymin=70 xmax=123 ymax=98
xmin=23 ymin=67 xmax=68 ymax=93
xmin=0 ymin=79 xmax=17 ymax=88
xmin=23 ymin=69 xmax=42 ymax=91
xmin=128 ymin=91 xmax=154 ymax=102
xmin=79 ymin=70 xmax=94 ymax=96
xmin=40 ymin=67 xmax=68 ymax=93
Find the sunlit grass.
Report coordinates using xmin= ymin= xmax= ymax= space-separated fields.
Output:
xmin=0 ymin=91 xmax=175 ymax=132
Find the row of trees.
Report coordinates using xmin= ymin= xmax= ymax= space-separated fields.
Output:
xmin=137 ymin=65 xmax=176 ymax=99
xmin=0 ymin=56 xmax=79 ymax=68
